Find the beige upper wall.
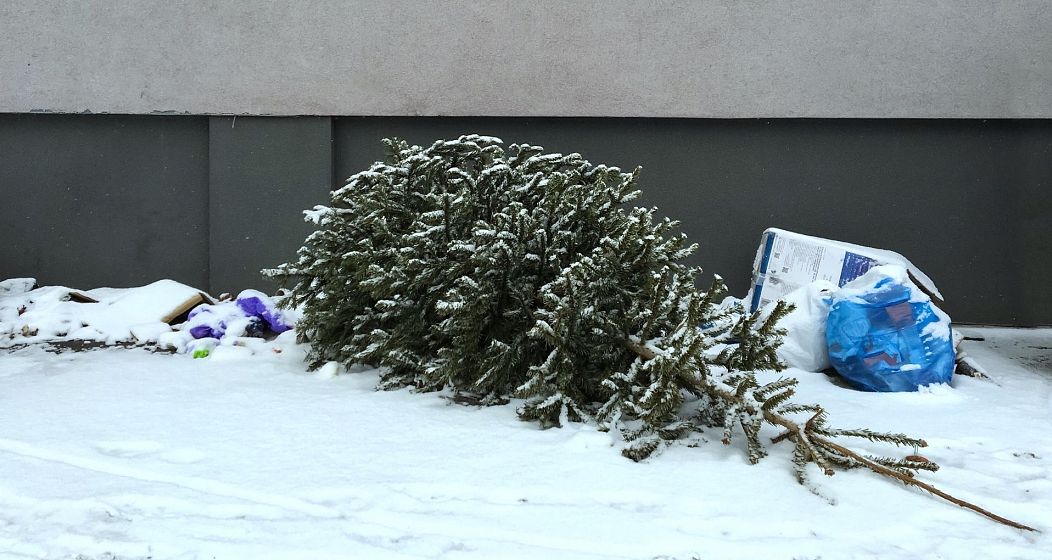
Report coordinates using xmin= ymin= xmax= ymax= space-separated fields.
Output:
xmin=2 ymin=1 xmax=1050 ymax=118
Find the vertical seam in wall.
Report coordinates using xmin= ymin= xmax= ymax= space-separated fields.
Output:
xmin=205 ymin=116 xmax=213 ymax=294
xmin=328 ymin=116 xmax=336 ymax=189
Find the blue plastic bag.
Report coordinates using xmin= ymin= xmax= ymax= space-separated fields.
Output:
xmin=826 ymin=266 xmax=954 ymax=392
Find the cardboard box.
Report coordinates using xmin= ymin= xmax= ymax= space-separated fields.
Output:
xmin=745 ymin=228 xmax=942 ymax=313
xmin=161 ymin=292 xmax=214 ymax=324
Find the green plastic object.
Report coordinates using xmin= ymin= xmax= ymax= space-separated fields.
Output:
xmin=192 ymin=348 xmax=211 ymax=359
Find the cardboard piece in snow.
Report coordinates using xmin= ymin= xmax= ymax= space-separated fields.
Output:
xmin=745 ymin=228 xmax=942 ymax=314
xmin=88 ymin=280 xmax=216 ymax=326
xmin=68 ymin=290 xmax=98 ymax=303
xmin=161 ymin=292 xmax=215 ymax=324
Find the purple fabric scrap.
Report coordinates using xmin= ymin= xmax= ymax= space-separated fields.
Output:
xmin=186 ymin=305 xmax=226 ymax=339
xmin=236 ymin=290 xmax=291 ymax=333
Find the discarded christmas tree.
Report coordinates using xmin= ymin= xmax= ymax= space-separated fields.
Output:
xmin=267 ymin=135 xmax=1033 ymax=531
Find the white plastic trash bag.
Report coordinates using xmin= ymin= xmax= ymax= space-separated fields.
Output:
xmin=758 ymin=280 xmax=837 ymax=372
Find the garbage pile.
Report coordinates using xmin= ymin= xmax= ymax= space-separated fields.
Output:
xmin=0 ymin=279 xmax=212 ymax=346
xmin=179 ymin=290 xmax=298 ymax=359
xmin=744 ymin=228 xmax=957 ymax=392
xmin=0 ymin=279 xmax=301 ymax=361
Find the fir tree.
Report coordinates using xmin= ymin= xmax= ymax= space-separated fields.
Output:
xmin=265 ymin=135 xmax=1033 ymax=530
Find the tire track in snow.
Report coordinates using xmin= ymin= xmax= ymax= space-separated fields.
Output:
xmin=0 ymin=438 xmax=341 ymax=519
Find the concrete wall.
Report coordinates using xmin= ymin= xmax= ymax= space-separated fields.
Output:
xmin=0 ymin=114 xmax=210 ymax=289
xmin=208 ymin=117 xmax=333 ymax=294
xmin=3 ymin=1 xmax=1051 ymax=118
xmin=2 ymin=3 xmax=1049 ymax=323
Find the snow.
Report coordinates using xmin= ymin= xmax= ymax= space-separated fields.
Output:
xmin=1 ymin=280 xmax=208 ymax=346
xmin=0 ymin=278 xmax=35 ymax=296
xmin=303 ymin=205 xmax=331 ymax=225
xmin=922 ymin=309 xmax=953 ymax=342
xmin=0 ymin=326 xmax=1049 ymax=559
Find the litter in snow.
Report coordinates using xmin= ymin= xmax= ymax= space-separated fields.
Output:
xmin=745 ymin=227 xmax=942 ymax=314
xmin=177 ymin=290 xmax=300 ymax=358
xmin=826 ymin=265 xmax=956 ymax=391
xmin=742 ymin=229 xmax=966 ymax=392
xmin=0 ymin=279 xmax=214 ymax=346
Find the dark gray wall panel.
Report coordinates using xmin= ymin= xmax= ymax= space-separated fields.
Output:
xmin=334 ymin=118 xmax=1052 ymax=326
xmin=0 ymin=114 xmax=209 ymax=289
xmin=2 ymin=115 xmax=1047 ymax=325
xmin=208 ymin=116 xmax=332 ymax=295
xmin=1018 ymin=126 xmax=1052 ymax=327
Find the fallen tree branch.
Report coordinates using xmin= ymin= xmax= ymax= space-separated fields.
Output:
xmin=714 ymin=378 xmax=1038 ymax=532
xmin=623 ymin=339 xmax=1037 ymax=532
xmin=631 ymin=315 xmax=1035 ymax=528
xmin=955 ymin=354 xmax=994 ymax=381
xmin=812 ymin=432 xmax=1036 ymax=532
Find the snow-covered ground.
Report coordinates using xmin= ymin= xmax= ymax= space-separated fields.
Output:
xmin=1 ymin=327 xmax=1050 ymax=559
